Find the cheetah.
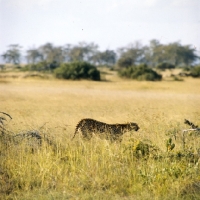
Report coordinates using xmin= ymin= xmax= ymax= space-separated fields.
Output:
xmin=72 ymin=118 xmax=139 ymax=141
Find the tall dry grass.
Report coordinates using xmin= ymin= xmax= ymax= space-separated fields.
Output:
xmin=0 ymin=74 xmax=200 ymax=199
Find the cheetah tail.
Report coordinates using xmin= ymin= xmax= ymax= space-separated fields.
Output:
xmin=71 ymin=130 xmax=78 ymax=140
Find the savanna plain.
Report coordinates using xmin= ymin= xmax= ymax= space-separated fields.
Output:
xmin=0 ymin=71 xmax=200 ymax=200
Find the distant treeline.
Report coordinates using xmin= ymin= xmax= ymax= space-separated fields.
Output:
xmin=1 ymin=40 xmax=199 ymax=69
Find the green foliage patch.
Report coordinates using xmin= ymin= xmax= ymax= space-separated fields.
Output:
xmin=156 ymin=62 xmax=175 ymax=70
xmin=54 ymin=62 xmax=101 ymax=81
xmin=119 ymin=64 xmax=162 ymax=81
xmin=190 ymin=66 xmax=200 ymax=77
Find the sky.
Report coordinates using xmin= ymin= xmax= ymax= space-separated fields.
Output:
xmin=0 ymin=0 xmax=200 ymax=57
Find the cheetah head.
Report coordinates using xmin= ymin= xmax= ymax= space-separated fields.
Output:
xmin=129 ymin=123 xmax=140 ymax=131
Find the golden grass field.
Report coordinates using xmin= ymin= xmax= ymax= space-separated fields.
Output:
xmin=0 ymin=70 xmax=200 ymax=199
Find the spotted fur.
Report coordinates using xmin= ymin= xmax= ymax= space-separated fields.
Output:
xmin=72 ymin=118 xmax=139 ymax=141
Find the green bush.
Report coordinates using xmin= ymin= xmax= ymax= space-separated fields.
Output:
xmin=182 ymin=66 xmax=192 ymax=72
xmin=156 ymin=62 xmax=175 ymax=70
xmin=0 ymin=64 xmax=5 ymax=70
xmin=54 ymin=62 xmax=100 ymax=81
xmin=119 ymin=64 xmax=162 ymax=81
xmin=190 ymin=66 xmax=200 ymax=77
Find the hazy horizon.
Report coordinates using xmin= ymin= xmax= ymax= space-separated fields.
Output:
xmin=0 ymin=0 xmax=200 ymax=61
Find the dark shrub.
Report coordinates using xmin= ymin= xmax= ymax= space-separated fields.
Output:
xmin=48 ymin=61 xmax=59 ymax=70
xmin=0 ymin=64 xmax=5 ymax=71
xmin=183 ymin=66 xmax=191 ymax=72
xmin=190 ymin=66 xmax=200 ymax=77
xmin=156 ymin=62 xmax=175 ymax=70
xmin=119 ymin=64 xmax=162 ymax=81
xmin=54 ymin=62 xmax=100 ymax=81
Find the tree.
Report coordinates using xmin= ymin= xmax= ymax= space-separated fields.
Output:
xmin=143 ymin=40 xmax=199 ymax=67
xmin=26 ymin=48 xmax=42 ymax=64
xmin=179 ymin=45 xmax=198 ymax=66
xmin=34 ymin=43 xmax=66 ymax=71
xmin=39 ymin=43 xmax=65 ymax=64
xmin=143 ymin=40 xmax=165 ymax=66
xmin=1 ymin=44 xmax=22 ymax=65
xmin=160 ymin=42 xmax=198 ymax=66
xmin=91 ymin=50 xmax=116 ymax=66
xmin=117 ymin=42 xmax=143 ymax=68
xmin=67 ymin=42 xmax=99 ymax=62
xmin=63 ymin=44 xmax=73 ymax=62
xmin=162 ymin=42 xmax=183 ymax=65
